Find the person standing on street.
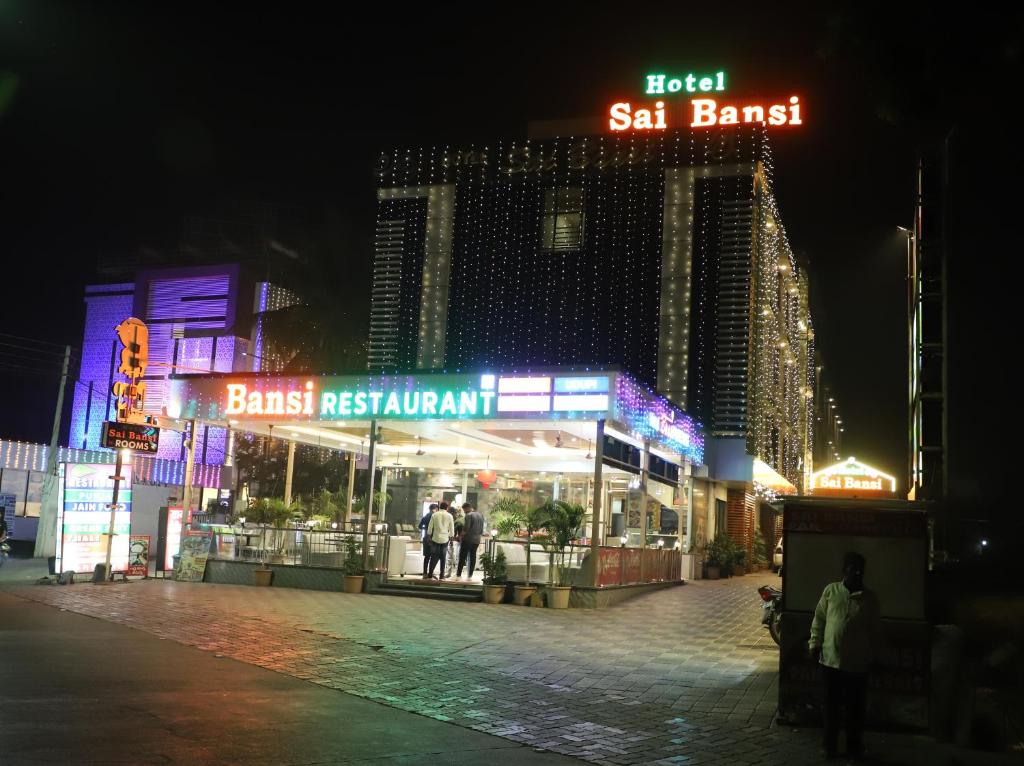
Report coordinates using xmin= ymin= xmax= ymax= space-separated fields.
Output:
xmin=446 ymin=503 xmax=466 ymax=578
xmin=426 ymin=502 xmax=454 ymax=580
xmin=419 ymin=503 xmax=437 ymax=578
xmin=457 ymin=503 xmax=484 ymax=579
xmin=808 ymin=551 xmax=882 ymax=762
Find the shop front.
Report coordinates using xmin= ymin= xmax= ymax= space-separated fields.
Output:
xmin=168 ymin=368 xmax=705 ymax=596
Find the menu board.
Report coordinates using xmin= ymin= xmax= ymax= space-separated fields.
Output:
xmin=175 ymin=532 xmax=213 ymax=582
xmin=56 ymin=463 xmax=132 ymax=574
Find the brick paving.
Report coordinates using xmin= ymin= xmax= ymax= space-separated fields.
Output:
xmin=3 ymin=570 xmax=999 ymax=765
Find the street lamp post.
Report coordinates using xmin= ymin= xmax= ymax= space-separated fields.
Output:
xmin=899 ymin=224 xmax=919 ymax=499
xmin=102 ymin=448 xmax=131 ymax=582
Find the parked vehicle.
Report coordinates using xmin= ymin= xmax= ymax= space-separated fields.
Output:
xmin=757 ymin=584 xmax=782 ymax=645
xmin=0 ymin=537 xmax=10 ymax=568
xmin=772 ymin=538 xmax=784 ymax=573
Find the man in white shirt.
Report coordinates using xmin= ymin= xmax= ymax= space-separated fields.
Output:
xmin=426 ymin=502 xmax=454 ymax=580
xmin=808 ymin=551 xmax=882 ymax=761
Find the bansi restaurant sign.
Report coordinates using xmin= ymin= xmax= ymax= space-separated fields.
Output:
xmin=167 ymin=371 xmax=704 ymax=462
xmin=169 ymin=372 xmax=615 ymax=422
xmin=810 ymin=457 xmax=897 ymax=498
xmin=608 ymin=69 xmax=803 ymax=131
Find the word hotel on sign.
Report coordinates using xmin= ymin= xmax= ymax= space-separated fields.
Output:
xmin=644 ymin=72 xmax=727 ymax=94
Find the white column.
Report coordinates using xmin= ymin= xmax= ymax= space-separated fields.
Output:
xmin=283 ymin=440 xmax=297 ymax=507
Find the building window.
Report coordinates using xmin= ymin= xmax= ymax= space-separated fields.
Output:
xmin=540 ymin=187 xmax=585 ymax=251
xmin=715 ymin=498 xmax=727 ymax=537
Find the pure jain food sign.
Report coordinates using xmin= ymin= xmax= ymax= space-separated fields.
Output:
xmin=608 ymin=69 xmax=803 ymax=131
xmin=56 ymin=463 xmax=132 ymax=574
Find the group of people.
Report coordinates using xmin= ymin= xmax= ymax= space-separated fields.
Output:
xmin=418 ymin=501 xmax=484 ymax=580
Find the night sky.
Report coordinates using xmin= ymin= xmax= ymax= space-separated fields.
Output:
xmin=0 ymin=4 xmax=1017 ymax=508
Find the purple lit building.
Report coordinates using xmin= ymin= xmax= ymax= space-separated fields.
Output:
xmin=69 ymin=264 xmax=298 ymax=466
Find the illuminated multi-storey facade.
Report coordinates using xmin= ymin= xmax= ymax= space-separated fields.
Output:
xmin=369 ymin=126 xmax=816 ymax=497
xmin=68 ymin=264 xmax=299 ymax=466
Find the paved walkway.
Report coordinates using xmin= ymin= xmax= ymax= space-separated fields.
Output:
xmin=3 ymin=562 xmax=1012 ymax=765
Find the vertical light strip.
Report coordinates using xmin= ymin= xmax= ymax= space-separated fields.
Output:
xmin=375 ymin=184 xmax=455 ymax=370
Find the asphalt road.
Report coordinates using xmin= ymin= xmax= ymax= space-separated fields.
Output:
xmin=0 ymin=591 xmax=578 ymax=765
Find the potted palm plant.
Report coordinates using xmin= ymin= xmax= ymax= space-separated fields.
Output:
xmin=732 ymin=546 xmax=747 ymax=577
xmin=248 ymin=498 xmax=289 ymax=584
xmin=513 ymin=503 xmax=551 ymax=605
xmin=342 ymin=535 xmax=364 ymax=593
xmin=704 ymin=532 xmax=732 ymax=580
xmin=490 ymin=497 xmax=526 ymax=539
xmin=479 ymin=547 xmax=508 ymax=604
xmin=541 ymin=500 xmax=585 ymax=609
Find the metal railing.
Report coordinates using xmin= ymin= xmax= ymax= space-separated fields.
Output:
xmin=487 ymin=539 xmax=682 ymax=586
xmin=487 ymin=539 xmax=590 ymax=586
xmin=201 ymin=525 xmax=389 ymax=570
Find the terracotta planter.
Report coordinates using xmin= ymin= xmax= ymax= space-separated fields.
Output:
xmin=706 ymin=566 xmax=721 ymax=580
xmin=253 ymin=568 xmax=273 ymax=587
xmin=483 ymin=584 xmax=506 ymax=604
xmin=732 ymin=564 xmax=746 ymax=577
xmin=512 ymin=585 xmax=537 ymax=605
xmin=546 ymin=585 xmax=571 ymax=609
xmin=343 ymin=575 xmax=365 ymax=594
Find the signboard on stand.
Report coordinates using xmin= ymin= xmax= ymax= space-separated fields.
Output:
xmin=1 ymin=493 xmax=16 ymax=536
xmin=164 ymin=506 xmax=185 ymax=571
xmin=127 ymin=535 xmax=150 ymax=577
xmin=56 ymin=463 xmax=132 ymax=574
xmin=174 ymin=531 xmax=213 ymax=582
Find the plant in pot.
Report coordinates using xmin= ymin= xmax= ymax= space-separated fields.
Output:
xmin=250 ymin=497 xmax=293 ymax=563
xmin=703 ymin=532 xmax=732 ymax=580
xmin=479 ymin=547 xmax=508 ymax=604
xmin=490 ymin=497 xmax=526 ymax=539
xmin=541 ymin=500 xmax=585 ymax=609
xmin=732 ymin=546 xmax=747 ymax=577
xmin=248 ymin=498 xmax=286 ymax=583
xmin=342 ymin=535 xmax=364 ymax=593
xmin=513 ymin=503 xmax=551 ymax=605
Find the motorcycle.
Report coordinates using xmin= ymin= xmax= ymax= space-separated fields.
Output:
xmin=757 ymin=584 xmax=782 ymax=645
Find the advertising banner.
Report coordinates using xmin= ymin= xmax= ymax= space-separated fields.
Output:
xmin=164 ymin=507 xmax=184 ymax=571
xmin=56 ymin=463 xmax=132 ymax=574
xmin=174 ymin=532 xmax=213 ymax=582
xmin=127 ymin=535 xmax=150 ymax=577
xmin=1 ymin=492 xmax=15 ymax=536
